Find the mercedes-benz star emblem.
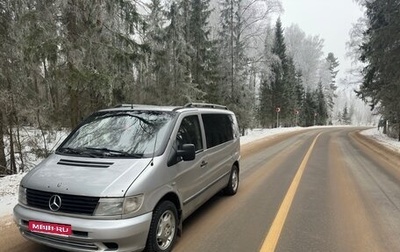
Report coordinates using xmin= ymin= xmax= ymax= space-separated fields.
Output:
xmin=49 ymin=195 xmax=62 ymax=212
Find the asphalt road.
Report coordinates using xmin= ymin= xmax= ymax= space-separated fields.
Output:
xmin=1 ymin=127 xmax=400 ymax=252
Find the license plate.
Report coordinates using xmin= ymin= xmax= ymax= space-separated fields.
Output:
xmin=29 ymin=221 xmax=72 ymax=236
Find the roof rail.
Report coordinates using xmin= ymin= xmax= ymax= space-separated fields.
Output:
xmin=183 ymin=103 xmax=228 ymax=110
xmin=114 ymin=104 xmax=135 ymax=108
xmin=114 ymin=104 xmax=153 ymax=108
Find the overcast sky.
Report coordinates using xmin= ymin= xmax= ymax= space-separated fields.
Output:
xmin=280 ymin=0 xmax=364 ymax=80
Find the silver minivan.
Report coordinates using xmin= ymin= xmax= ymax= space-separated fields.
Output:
xmin=13 ymin=103 xmax=240 ymax=252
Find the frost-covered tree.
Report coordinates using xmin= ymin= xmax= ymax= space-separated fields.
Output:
xmin=342 ymin=104 xmax=352 ymax=125
xmin=0 ymin=0 xmax=149 ymax=173
xmin=322 ymin=52 xmax=339 ymax=122
xmin=142 ymin=0 xmax=170 ymax=104
xmin=285 ymin=24 xmax=325 ymax=90
xmin=0 ymin=0 xmax=14 ymax=173
xmin=217 ymin=0 xmax=251 ymax=131
xmin=60 ymin=0 xmax=147 ymax=127
xmin=269 ymin=18 xmax=287 ymax=127
xmin=269 ymin=18 xmax=302 ymax=127
xmin=315 ymin=82 xmax=328 ymax=125
xmin=188 ymin=0 xmax=213 ymax=97
xmin=257 ymin=25 xmax=276 ymax=127
xmin=357 ymin=0 xmax=400 ymax=140
xmin=163 ymin=1 xmax=204 ymax=104
xmin=303 ymin=89 xmax=317 ymax=127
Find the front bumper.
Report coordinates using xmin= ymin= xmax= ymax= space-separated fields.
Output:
xmin=13 ymin=204 xmax=152 ymax=252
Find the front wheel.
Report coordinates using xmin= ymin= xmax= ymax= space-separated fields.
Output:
xmin=224 ymin=164 xmax=239 ymax=196
xmin=144 ymin=201 xmax=178 ymax=252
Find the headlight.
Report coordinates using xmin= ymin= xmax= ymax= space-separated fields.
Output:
xmin=18 ymin=186 xmax=27 ymax=205
xmin=94 ymin=195 xmax=144 ymax=216
xmin=123 ymin=195 xmax=144 ymax=213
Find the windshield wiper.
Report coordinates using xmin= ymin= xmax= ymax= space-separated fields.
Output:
xmin=57 ymin=147 xmax=98 ymax=158
xmin=84 ymin=147 xmax=143 ymax=158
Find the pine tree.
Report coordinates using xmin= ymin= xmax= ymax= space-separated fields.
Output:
xmin=258 ymin=25 xmax=275 ymax=128
xmin=58 ymin=0 xmax=147 ymax=127
xmin=315 ymin=82 xmax=328 ymax=125
xmin=358 ymin=0 xmax=400 ymax=140
xmin=270 ymin=18 xmax=285 ymax=127
xmin=164 ymin=1 xmax=203 ymax=104
xmin=218 ymin=0 xmax=252 ymax=131
xmin=270 ymin=18 xmax=297 ymax=127
xmin=143 ymin=0 xmax=169 ymax=104
xmin=294 ymin=71 xmax=305 ymax=126
xmin=342 ymin=104 xmax=351 ymax=125
xmin=283 ymin=57 xmax=300 ymax=126
xmin=325 ymin=52 xmax=339 ymax=122
xmin=303 ymin=89 xmax=317 ymax=127
xmin=188 ymin=0 xmax=212 ymax=99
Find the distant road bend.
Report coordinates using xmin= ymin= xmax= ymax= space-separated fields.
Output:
xmin=1 ymin=127 xmax=400 ymax=252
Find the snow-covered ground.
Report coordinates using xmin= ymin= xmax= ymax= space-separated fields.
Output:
xmin=1 ymin=126 xmax=399 ymax=218
xmin=360 ymin=127 xmax=400 ymax=154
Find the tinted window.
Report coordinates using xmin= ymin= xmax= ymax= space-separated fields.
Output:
xmin=176 ymin=115 xmax=203 ymax=151
xmin=202 ymin=114 xmax=234 ymax=148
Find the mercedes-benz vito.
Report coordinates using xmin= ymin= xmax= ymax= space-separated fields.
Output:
xmin=14 ymin=103 xmax=240 ymax=252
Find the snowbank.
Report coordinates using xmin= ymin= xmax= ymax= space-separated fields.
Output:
xmin=0 ymin=173 xmax=26 ymax=217
xmin=240 ymin=127 xmax=305 ymax=145
xmin=360 ymin=127 xmax=400 ymax=154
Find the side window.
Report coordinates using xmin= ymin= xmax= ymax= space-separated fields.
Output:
xmin=176 ymin=115 xmax=203 ymax=151
xmin=202 ymin=114 xmax=234 ymax=148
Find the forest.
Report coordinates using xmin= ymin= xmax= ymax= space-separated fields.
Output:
xmin=350 ymin=0 xmax=400 ymax=141
xmin=0 ymin=0 xmax=398 ymax=175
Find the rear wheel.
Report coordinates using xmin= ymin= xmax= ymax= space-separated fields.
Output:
xmin=144 ymin=201 xmax=178 ymax=252
xmin=224 ymin=164 xmax=239 ymax=195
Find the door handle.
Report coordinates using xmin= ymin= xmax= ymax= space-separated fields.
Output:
xmin=200 ymin=161 xmax=208 ymax=168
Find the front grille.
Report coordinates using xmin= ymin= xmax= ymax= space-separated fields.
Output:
xmin=27 ymin=189 xmax=99 ymax=215
xmin=24 ymin=231 xmax=99 ymax=251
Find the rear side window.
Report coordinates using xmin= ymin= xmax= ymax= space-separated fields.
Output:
xmin=202 ymin=114 xmax=234 ymax=148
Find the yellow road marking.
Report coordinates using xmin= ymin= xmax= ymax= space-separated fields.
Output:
xmin=259 ymin=133 xmax=321 ymax=252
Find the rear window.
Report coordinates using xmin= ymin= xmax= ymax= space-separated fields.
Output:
xmin=202 ymin=114 xmax=234 ymax=148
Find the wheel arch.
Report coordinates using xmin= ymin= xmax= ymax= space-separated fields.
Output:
xmin=156 ymin=192 xmax=183 ymax=236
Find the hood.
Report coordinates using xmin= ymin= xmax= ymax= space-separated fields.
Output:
xmin=21 ymin=154 xmax=152 ymax=197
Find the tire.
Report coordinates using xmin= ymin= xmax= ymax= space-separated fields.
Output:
xmin=223 ymin=164 xmax=239 ymax=196
xmin=144 ymin=201 xmax=178 ymax=252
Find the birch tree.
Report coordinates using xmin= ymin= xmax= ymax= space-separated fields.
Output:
xmin=217 ymin=0 xmax=281 ymax=130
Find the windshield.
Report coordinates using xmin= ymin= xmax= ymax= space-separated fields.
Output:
xmin=57 ymin=110 xmax=176 ymax=158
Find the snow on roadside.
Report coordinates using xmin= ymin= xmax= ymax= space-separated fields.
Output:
xmin=1 ymin=126 xmax=399 ymax=218
xmin=0 ymin=173 xmax=26 ymax=218
xmin=360 ymin=127 xmax=400 ymax=154
xmin=240 ymin=127 xmax=305 ymax=145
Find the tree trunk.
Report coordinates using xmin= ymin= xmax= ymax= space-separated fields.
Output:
xmin=37 ymin=109 xmax=49 ymax=156
xmin=0 ymin=111 xmax=7 ymax=174
xmin=383 ymin=120 xmax=387 ymax=135
xmin=398 ymin=121 xmax=400 ymax=142
xmin=15 ymin=119 xmax=24 ymax=172
xmin=8 ymin=123 xmax=16 ymax=174
xmin=6 ymin=76 xmax=17 ymax=174
xmin=68 ymin=85 xmax=80 ymax=128
xmin=66 ymin=0 xmax=81 ymax=128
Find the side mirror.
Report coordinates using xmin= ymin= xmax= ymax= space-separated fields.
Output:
xmin=177 ymin=144 xmax=195 ymax=161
